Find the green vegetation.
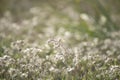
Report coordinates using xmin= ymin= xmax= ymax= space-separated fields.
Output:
xmin=0 ymin=0 xmax=120 ymax=80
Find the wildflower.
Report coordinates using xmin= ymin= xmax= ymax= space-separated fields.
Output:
xmin=20 ymin=73 xmax=28 ymax=78
xmin=3 ymin=55 xmax=11 ymax=60
xmin=8 ymin=68 xmax=19 ymax=78
xmin=110 ymin=65 xmax=120 ymax=71
xmin=67 ymin=67 xmax=75 ymax=73
xmin=49 ymin=67 xmax=60 ymax=73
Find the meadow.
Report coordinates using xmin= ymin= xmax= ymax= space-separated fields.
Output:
xmin=0 ymin=0 xmax=120 ymax=80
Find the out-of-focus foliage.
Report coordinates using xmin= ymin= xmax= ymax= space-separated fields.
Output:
xmin=0 ymin=0 xmax=119 ymax=28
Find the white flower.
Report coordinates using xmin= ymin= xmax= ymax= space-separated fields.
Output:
xmin=110 ymin=65 xmax=120 ymax=71
xmin=67 ymin=67 xmax=74 ymax=72
xmin=49 ymin=67 xmax=60 ymax=73
xmin=21 ymin=73 xmax=28 ymax=78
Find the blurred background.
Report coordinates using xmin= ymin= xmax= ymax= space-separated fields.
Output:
xmin=0 ymin=0 xmax=120 ymax=46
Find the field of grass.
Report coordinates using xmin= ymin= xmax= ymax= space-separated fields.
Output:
xmin=0 ymin=0 xmax=120 ymax=80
